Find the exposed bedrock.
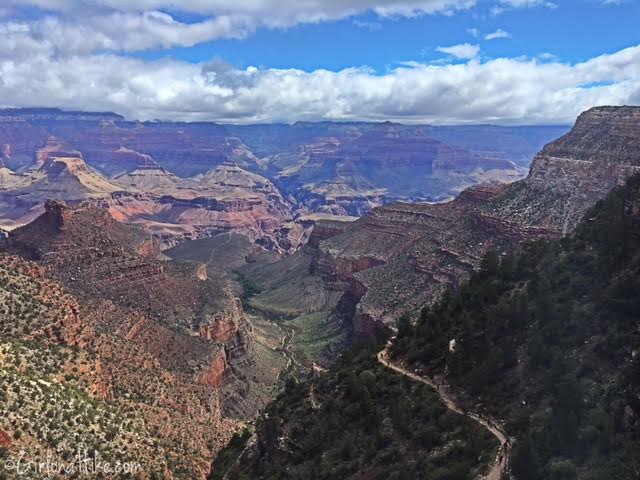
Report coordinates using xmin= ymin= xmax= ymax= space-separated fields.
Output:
xmin=312 ymin=106 xmax=640 ymax=336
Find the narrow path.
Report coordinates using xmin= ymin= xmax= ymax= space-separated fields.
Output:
xmin=377 ymin=341 xmax=511 ymax=480
xmin=206 ymin=232 xmax=232 ymax=266
xmin=261 ymin=317 xmax=304 ymax=380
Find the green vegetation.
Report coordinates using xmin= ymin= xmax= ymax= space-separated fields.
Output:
xmin=393 ymin=174 xmax=640 ymax=479
xmin=0 ymin=339 xmax=147 ymax=478
xmin=235 ymin=271 xmax=262 ymax=310
xmin=238 ymin=248 xmax=351 ymax=368
xmin=211 ymin=341 xmax=497 ymax=480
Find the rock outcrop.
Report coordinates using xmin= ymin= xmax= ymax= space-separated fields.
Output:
xmin=303 ymin=106 xmax=640 ymax=334
xmin=0 ymin=108 xmax=566 ymax=236
xmin=488 ymin=106 xmax=640 ymax=233
xmin=266 ymin=122 xmax=553 ymax=215
xmin=109 ymin=163 xmax=301 ymax=252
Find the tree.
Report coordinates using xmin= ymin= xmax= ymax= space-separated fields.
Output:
xmin=480 ymin=251 xmax=500 ymax=277
xmin=511 ymin=435 xmax=540 ymax=480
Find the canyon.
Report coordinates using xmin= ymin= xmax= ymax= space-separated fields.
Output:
xmin=1 ymin=106 xmax=638 ymax=479
xmin=0 ymin=199 xmax=298 ymax=478
xmin=0 ymin=108 xmax=566 ymax=249
xmin=240 ymin=106 xmax=640 ymax=344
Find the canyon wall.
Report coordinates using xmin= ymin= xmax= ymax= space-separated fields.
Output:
xmin=313 ymin=106 xmax=640 ymax=334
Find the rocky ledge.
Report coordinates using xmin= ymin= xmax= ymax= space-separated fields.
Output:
xmin=314 ymin=106 xmax=640 ymax=334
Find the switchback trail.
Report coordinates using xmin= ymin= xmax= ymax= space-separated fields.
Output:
xmin=377 ymin=341 xmax=512 ymax=480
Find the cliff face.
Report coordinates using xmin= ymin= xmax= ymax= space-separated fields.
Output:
xmin=0 ymin=108 xmax=565 ymax=231
xmin=0 ymin=109 xmax=302 ymax=251
xmin=0 ymin=201 xmax=289 ymax=476
xmin=485 ymin=107 xmax=640 ymax=233
xmin=108 ymin=164 xmax=300 ymax=252
xmin=0 ymin=153 xmax=301 ymax=252
xmin=0 ymin=253 xmax=242 ymax=478
xmin=269 ymin=123 xmax=534 ymax=215
xmin=311 ymin=106 xmax=640 ymax=333
xmin=542 ymin=106 xmax=640 ymax=164
xmin=0 ymin=108 xmax=256 ymax=176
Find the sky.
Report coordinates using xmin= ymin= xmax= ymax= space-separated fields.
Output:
xmin=0 ymin=0 xmax=638 ymax=125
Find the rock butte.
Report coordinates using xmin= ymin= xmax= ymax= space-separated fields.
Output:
xmin=0 ymin=107 xmax=567 ymax=251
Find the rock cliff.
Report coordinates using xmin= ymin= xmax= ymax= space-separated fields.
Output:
xmin=268 ymin=123 xmax=532 ymax=215
xmin=305 ymin=106 xmax=640 ymax=334
xmin=0 ymin=252 xmax=241 ymax=478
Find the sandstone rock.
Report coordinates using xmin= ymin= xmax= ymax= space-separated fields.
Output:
xmin=306 ymin=107 xmax=640 ymax=334
xmin=0 ymin=429 xmax=12 ymax=449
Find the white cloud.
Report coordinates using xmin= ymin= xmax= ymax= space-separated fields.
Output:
xmin=0 ymin=1 xmax=483 ymax=58
xmin=538 ymin=52 xmax=557 ymax=61
xmin=484 ymin=28 xmax=511 ymax=40
xmin=0 ymin=13 xmax=257 ymax=57
xmin=5 ymin=0 xmax=477 ymax=18
xmin=492 ymin=0 xmax=556 ymax=14
xmin=0 ymin=1 xmax=476 ymax=55
xmin=0 ymin=0 xmax=638 ymax=127
xmin=436 ymin=43 xmax=480 ymax=59
xmin=467 ymin=27 xmax=480 ymax=38
xmin=1 ymin=43 xmax=638 ymax=125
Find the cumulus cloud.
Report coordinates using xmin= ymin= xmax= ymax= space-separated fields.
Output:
xmin=5 ymin=1 xmax=476 ymax=19
xmin=0 ymin=12 xmax=255 ymax=58
xmin=436 ymin=43 xmax=480 ymax=59
xmin=0 ymin=1 xmax=476 ymax=54
xmin=0 ymin=0 xmax=637 ymax=126
xmin=0 ymin=43 xmax=638 ymax=125
xmin=485 ymin=28 xmax=511 ymax=40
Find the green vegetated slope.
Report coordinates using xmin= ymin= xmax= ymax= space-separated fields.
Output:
xmin=238 ymin=248 xmax=351 ymax=368
xmin=391 ymin=174 xmax=640 ymax=480
xmin=0 ymin=259 xmax=154 ymax=478
xmin=211 ymin=344 xmax=497 ymax=480
xmin=165 ymin=233 xmax=273 ymax=273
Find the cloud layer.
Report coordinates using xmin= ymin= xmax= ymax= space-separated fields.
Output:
xmin=0 ymin=0 xmax=637 ymax=125
xmin=1 ymin=43 xmax=638 ymax=125
xmin=2 ymin=1 xmax=475 ymax=54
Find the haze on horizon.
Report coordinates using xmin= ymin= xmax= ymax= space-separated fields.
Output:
xmin=0 ymin=0 xmax=638 ymax=125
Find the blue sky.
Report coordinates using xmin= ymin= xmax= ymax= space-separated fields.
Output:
xmin=137 ymin=1 xmax=640 ymax=72
xmin=0 ymin=0 xmax=638 ymax=124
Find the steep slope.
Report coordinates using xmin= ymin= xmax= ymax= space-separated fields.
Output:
xmin=0 ymin=151 xmax=122 ymax=230
xmin=216 ymin=172 xmax=640 ymax=480
xmin=4 ymin=201 xmax=298 ymax=430
xmin=0 ymin=150 xmax=303 ymax=253
xmin=391 ymin=173 xmax=640 ymax=480
xmin=313 ymin=106 xmax=640 ymax=333
xmin=110 ymin=163 xmax=302 ymax=252
xmin=0 ymin=253 xmax=240 ymax=478
xmin=267 ymin=123 xmax=528 ymax=215
xmin=211 ymin=343 xmax=498 ymax=480
xmin=488 ymin=106 xmax=640 ymax=233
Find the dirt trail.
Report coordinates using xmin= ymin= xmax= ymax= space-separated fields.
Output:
xmin=261 ymin=317 xmax=304 ymax=380
xmin=206 ymin=232 xmax=232 ymax=266
xmin=377 ymin=341 xmax=511 ymax=480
